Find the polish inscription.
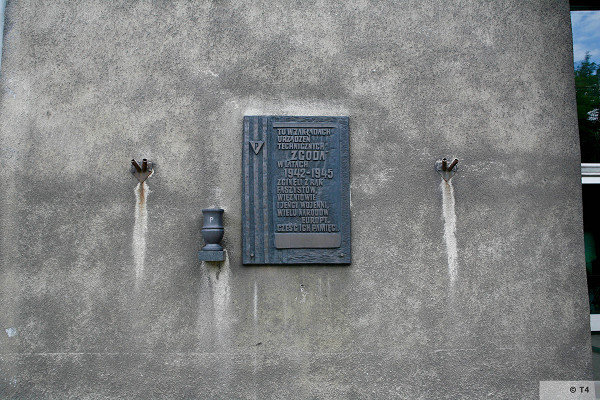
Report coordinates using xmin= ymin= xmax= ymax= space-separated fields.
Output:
xmin=274 ymin=127 xmax=339 ymax=237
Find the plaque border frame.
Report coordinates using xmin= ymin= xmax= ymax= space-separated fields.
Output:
xmin=242 ymin=115 xmax=351 ymax=265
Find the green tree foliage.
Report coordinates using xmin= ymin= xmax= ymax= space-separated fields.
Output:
xmin=576 ymin=52 xmax=600 ymax=162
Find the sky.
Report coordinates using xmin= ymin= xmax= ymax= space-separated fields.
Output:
xmin=571 ymin=11 xmax=600 ymax=66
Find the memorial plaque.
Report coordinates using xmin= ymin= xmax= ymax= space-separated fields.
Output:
xmin=242 ymin=116 xmax=350 ymax=264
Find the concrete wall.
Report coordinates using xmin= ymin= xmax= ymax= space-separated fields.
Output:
xmin=0 ymin=0 xmax=591 ymax=398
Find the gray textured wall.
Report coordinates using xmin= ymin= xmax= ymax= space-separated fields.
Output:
xmin=0 ymin=0 xmax=592 ymax=398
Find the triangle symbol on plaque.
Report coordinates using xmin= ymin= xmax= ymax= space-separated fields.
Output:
xmin=250 ymin=141 xmax=264 ymax=155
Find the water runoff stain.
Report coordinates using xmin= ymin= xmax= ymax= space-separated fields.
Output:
xmin=441 ymin=179 xmax=458 ymax=287
xmin=133 ymin=177 xmax=152 ymax=282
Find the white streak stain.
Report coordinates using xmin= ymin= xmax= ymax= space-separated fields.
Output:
xmin=206 ymin=253 xmax=231 ymax=332
xmin=253 ymin=280 xmax=258 ymax=326
xmin=327 ymin=276 xmax=332 ymax=311
xmin=296 ymin=285 xmax=307 ymax=303
xmin=214 ymin=187 xmax=223 ymax=208
xmin=133 ymin=182 xmax=150 ymax=281
xmin=206 ymin=253 xmax=235 ymax=391
xmin=441 ymin=179 xmax=458 ymax=286
xmin=5 ymin=327 xmax=17 ymax=337
xmin=252 ymin=279 xmax=259 ymax=400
